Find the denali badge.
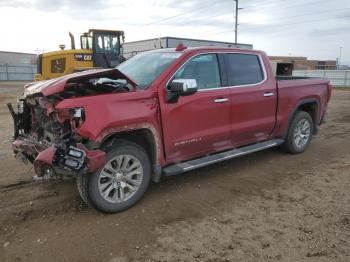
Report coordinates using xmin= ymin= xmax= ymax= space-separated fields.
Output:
xmin=174 ymin=137 xmax=202 ymax=147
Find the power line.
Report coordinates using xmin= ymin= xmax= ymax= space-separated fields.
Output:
xmin=206 ymin=15 xmax=348 ymax=37
xmin=243 ymin=0 xmax=294 ymax=9
xmin=146 ymin=10 xmax=233 ymax=27
xmin=244 ymin=0 xmax=325 ymax=12
xmin=241 ymin=7 xmax=350 ymax=27
xmin=240 ymin=12 xmax=350 ymax=33
xmin=186 ymin=11 xmax=232 ymax=23
xmin=199 ymin=6 xmax=347 ymax=32
xmin=189 ymin=6 xmax=349 ymax=37
xmin=134 ymin=0 xmax=324 ymax=29
xmin=126 ymin=0 xmax=346 ymax=43
xmin=164 ymin=0 xmax=332 ymax=28
xmin=142 ymin=2 xmax=222 ymax=26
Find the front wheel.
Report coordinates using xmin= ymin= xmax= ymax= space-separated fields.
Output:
xmin=81 ymin=140 xmax=151 ymax=213
xmin=281 ymin=111 xmax=314 ymax=154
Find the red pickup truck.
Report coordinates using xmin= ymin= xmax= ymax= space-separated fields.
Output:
xmin=8 ymin=46 xmax=332 ymax=213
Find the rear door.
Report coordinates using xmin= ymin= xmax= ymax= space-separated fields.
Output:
xmin=223 ymin=53 xmax=277 ymax=147
xmin=160 ymin=53 xmax=233 ymax=163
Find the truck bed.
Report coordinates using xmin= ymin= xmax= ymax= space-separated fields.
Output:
xmin=276 ymin=76 xmax=329 ymax=89
xmin=276 ymin=76 xmax=319 ymax=80
xmin=274 ymin=76 xmax=331 ymax=137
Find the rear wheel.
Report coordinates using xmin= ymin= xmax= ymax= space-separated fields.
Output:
xmin=79 ymin=140 xmax=151 ymax=213
xmin=281 ymin=111 xmax=313 ymax=154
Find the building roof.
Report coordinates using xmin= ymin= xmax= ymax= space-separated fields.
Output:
xmin=0 ymin=51 xmax=36 ymax=56
xmin=125 ymin=36 xmax=252 ymax=47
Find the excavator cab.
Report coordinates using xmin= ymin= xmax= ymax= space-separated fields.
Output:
xmin=35 ymin=29 xmax=125 ymax=81
xmin=80 ymin=29 xmax=125 ymax=67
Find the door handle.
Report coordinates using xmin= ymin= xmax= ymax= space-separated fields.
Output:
xmin=214 ymin=98 xmax=229 ymax=103
xmin=264 ymin=92 xmax=274 ymax=97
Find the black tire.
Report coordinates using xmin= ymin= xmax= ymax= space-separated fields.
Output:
xmin=85 ymin=140 xmax=151 ymax=213
xmin=281 ymin=111 xmax=314 ymax=154
xmin=76 ymin=172 xmax=92 ymax=207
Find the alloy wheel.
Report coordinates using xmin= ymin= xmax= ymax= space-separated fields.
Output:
xmin=97 ymin=155 xmax=143 ymax=204
xmin=293 ymin=119 xmax=311 ymax=149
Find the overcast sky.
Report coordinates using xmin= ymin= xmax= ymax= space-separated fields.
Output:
xmin=0 ymin=0 xmax=349 ymax=64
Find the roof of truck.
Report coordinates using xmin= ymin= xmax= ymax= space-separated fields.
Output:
xmin=145 ymin=46 xmax=264 ymax=55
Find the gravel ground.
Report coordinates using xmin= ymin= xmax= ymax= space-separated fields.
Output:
xmin=0 ymin=81 xmax=349 ymax=262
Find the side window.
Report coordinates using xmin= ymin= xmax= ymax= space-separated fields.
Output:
xmin=173 ymin=54 xmax=221 ymax=89
xmin=96 ymin=35 xmax=104 ymax=53
xmin=226 ymin=54 xmax=264 ymax=86
xmin=51 ymin=58 xmax=65 ymax=73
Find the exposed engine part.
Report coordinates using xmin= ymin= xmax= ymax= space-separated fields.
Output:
xmin=94 ymin=77 xmax=131 ymax=91
xmin=47 ymin=76 xmax=133 ymax=101
xmin=9 ymin=94 xmax=85 ymax=176
xmin=8 ymin=72 xmax=125 ymax=178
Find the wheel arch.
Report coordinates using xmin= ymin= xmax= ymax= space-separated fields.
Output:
xmin=284 ymin=98 xmax=320 ymax=138
xmin=100 ymin=126 xmax=163 ymax=182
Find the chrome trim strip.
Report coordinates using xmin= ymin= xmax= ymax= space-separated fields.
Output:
xmin=264 ymin=92 xmax=275 ymax=97
xmin=214 ymin=98 xmax=229 ymax=103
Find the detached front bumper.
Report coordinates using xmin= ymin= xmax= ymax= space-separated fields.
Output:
xmin=12 ymin=137 xmax=106 ymax=177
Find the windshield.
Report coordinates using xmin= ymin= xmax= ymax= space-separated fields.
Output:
xmin=117 ymin=51 xmax=182 ymax=88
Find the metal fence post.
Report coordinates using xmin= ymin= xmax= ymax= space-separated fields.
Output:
xmin=345 ymin=70 xmax=348 ymax=87
xmin=5 ymin=63 xmax=9 ymax=80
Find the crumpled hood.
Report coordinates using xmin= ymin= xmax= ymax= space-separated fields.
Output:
xmin=24 ymin=68 xmax=137 ymax=97
xmin=24 ymin=78 xmax=63 ymax=97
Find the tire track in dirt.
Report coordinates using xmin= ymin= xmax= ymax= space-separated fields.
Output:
xmin=0 ymin=86 xmax=349 ymax=262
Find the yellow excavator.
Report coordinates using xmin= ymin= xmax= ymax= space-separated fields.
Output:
xmin=35 ymin=29 xmax=125 ymax=81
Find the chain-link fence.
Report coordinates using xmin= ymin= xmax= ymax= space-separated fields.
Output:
xmin=0 ymin=64 xmax=36 ymax=81
xmin=293 ymin=70 xmax=350 ymax=88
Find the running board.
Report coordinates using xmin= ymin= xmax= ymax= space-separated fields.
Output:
xmin=163 ymin=139 xmax=284 ymax=176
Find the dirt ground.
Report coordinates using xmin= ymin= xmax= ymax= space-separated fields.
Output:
xmin=0 ymin=81 xmax=349 ymax=262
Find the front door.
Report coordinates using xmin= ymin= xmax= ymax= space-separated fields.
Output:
xmin=160 ymin=53 xmax=233 ymax=163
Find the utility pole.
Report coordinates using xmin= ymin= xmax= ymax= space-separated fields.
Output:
xmin=339 ymin=46 xmax=343 ymax=68
xmin=234 ymin=0 xmax=243 ymax=46
xmin=234 ymin=0 xmax=238 ymax=45
xmin=35 ymin=48 xmax=45 ymax=55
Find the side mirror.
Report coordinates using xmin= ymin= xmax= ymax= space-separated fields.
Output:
xmin=167 ymin=79 xmax=198 ymax=103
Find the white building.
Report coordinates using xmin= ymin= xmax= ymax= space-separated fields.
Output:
xmin=0 ymin=51 xmax=37 ymax=81
xmin=123 ymin=36 xmax=253 ymax=59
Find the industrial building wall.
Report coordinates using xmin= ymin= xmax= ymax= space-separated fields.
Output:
xmin=0 ymin=51 xmax=36 ymax=65
xmin=0 ymin=51 xmax=37 ymax=81
xmin=293 ymin=70 xmax=350 ymax=87
xmin=122 ymin=37 xmax=253 ymax=59
xmin=270 ymin=56 xmax=337 ymax=70
xmin=0 ymin=64 xmax=37 ymax=81
xmin=123 ymin=38 xmax=167 ymax=59
xmin=166 ymin=37 xmax=253 ymax=49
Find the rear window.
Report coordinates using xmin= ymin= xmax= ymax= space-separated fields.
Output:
xmin=225 ymin=54 xmax=264 ymax=86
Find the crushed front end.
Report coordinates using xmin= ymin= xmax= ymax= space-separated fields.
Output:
xmin=7 ymin=85 xmax=106 ymax=179
xmin=7 ymin=69 xmax=137 ymax=180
